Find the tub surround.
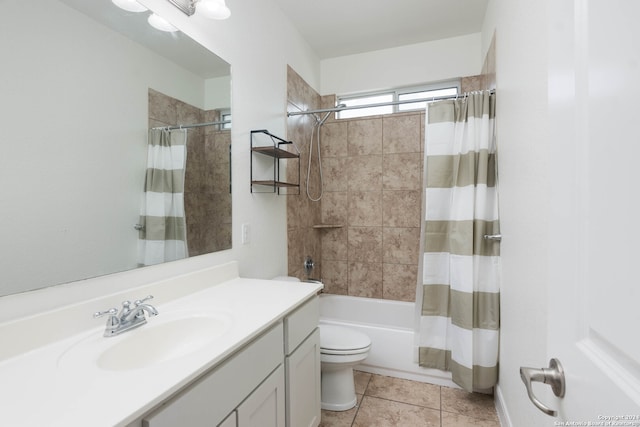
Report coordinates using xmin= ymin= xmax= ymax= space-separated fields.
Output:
xmin=0 ymin=262 xmax=322 ymax=426
xmin=319 ymin=294 xmax=457 ymax=389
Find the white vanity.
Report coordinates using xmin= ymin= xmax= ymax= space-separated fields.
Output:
xmin=0 ymin=262 xmax=322 ymax=427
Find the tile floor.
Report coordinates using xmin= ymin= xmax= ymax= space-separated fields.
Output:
xmin=320 ymin=371 xmax=500 ymax=427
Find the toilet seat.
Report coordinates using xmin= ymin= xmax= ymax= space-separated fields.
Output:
xmin=319 ymin=324 xmax=371 ymax=354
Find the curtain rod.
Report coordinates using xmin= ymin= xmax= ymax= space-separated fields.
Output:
xmin=150 ymin=120 xmax=231 ymax=131
xmin=287 ymin=89 xmax=496 ymax=117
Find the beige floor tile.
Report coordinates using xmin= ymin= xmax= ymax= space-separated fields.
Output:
xmin=442 ymin=411 xmax=501 ymax=427
xmin=320 ymin=393 xmax=362 ymax=427
xmin=353 ymin=396 xmax=440 ymax=427
xmin=365 ymin=374 xmax=440 ymax=410
xmin=354 ymin=370 xmax=372 ymax=395
xmin=441 ymin=387 xmax=499 ymax=422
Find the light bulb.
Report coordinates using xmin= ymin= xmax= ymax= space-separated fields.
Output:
xmin=147 ymin=13 xmax=179 ymax=32
xmin=198 ymin=0 xmax=231 ymax=20
xmin=111 ymin=0 xmax=148 ymax=13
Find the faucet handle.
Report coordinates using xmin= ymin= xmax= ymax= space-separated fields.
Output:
xmin=94 ymin=307 xmax=118 ymax=318
xmin=94 ymin=307 xmax=119 ymax=329
xmin=133 ymin=295 xmax=154 ymax=306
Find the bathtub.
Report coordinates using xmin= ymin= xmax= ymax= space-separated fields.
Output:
xmin=319 ymin=294 xmax=457 ymax=388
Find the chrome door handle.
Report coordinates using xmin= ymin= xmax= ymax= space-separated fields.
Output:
xmin=520 ymin=358 xmax=566 ymax=417
xmin=483 ymin=234 xmax=502 ymax=241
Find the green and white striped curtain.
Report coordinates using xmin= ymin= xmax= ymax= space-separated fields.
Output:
xmin=417 ymin=91 xmax=500 ymax=392
xmin=138 ymin=129 xmax=188 ymax=266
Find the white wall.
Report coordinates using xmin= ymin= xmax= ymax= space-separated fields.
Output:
xmin=205 ymin=76 xmax=232 ymax=110
xmin=137 ymin=0 xmax=321 ymax=281
xmin=0 ymin=0 xmax=320 ymax=319
xmin=481 ymin=1 xmax=551 ymax=425
xmin=320 ymin=33 xmax=482 ymax=96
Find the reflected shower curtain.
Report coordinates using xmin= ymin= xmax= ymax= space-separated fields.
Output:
xmin=138 ymin=129 xmax=188 ymax=266
xmin=416 ymin=91 xmax=500 ymax=392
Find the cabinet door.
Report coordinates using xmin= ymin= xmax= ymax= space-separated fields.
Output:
xmin=286 ymin=328 xmax=320 ymax=427
xmin=142 ymin=324 xmax=283 ymax=427
xmin=237 ymin=365 xmax=285 ymax=427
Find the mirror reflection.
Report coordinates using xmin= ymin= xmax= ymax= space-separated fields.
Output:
xmin=0 ymin=0 xmax=232 ymax=297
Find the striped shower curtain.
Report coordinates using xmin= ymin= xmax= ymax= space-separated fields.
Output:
xmin=138 ymin=129 xmax=188 ymax=266
xmin=416 ymin=91 xmax=500 ymax=392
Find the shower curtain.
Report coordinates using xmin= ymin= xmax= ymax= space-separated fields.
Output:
xmin=138 ymin=129 xmax=188 ymax=266
xmin=416 ymin=91 xmax=500 ymax=392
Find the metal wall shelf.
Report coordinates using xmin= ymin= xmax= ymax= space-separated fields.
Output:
xmin=250 ymin=129 xmax=300 ymax=194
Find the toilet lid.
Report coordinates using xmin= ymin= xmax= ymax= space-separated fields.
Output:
xmin=319 ymin=324 xmax=371 ymax=352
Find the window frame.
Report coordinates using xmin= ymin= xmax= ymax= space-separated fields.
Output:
xmin=336 ymin=80 xmax=461 ymax=120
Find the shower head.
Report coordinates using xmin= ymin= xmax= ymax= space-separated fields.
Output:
xmin=318 ymin=104 xmax=347 ymax=126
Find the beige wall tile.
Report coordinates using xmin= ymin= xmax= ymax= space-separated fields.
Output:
xmin=348 ymin=262 xmax=382 ymax=298
xmin=383 ymin=114 xmax=421 ymax=154
xmin=461 ymin=75 xmax=487 ymax=93
xmin=347 ymin=155 xmax=382 ymax=191
xmin=320 ymin=122 xmax=348 ymax=158
xmin=322 ymin=157 xmax=349 ymax=192
xmin=383 ymin=227 xmax=420 ymax=264
xmin=321 ymin=227 xmax=348 ymax=261
xmin=383 ymin=263 xmax=418 ymax=302
xmin=321 ymin=191 xmax=348 ymax=225
xmin=149 ymin=88 xmax=178 ymax=124
xmin=348 ymin=191 xmax=382 ymax=226
xmin=321 ymin=260 xmax=348 ymax=294
xmin=383 ymin=153 xmax=422 ymax=190
xmin=348 ymin=119 xmax=382 ymax=155
xmin=288 ymin=228 xmax=305 ymax=278
xmin=382 ymin=190 xmax=421 ymax=227
xmin=348 ymin=227 xmax=383 ymax=263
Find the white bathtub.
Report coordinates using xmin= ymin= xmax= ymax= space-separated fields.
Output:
xmin=319 ymin=294 xmax=456 ymax=388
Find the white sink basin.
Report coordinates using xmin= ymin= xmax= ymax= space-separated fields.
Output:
xmin=58 ymin=312 xmax=232 ymax=372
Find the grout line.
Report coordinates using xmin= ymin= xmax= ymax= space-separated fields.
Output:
xmin=440 ymin=386 xmax=443 ymax=427
xmin=350 ymin=372 xmax=372 ymax=426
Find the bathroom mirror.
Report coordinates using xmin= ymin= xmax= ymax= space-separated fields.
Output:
xmin=0 ymin=0 xmax=232 ymax=297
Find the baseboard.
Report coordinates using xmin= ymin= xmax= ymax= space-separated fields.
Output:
xmin=355 ymin=364 xmax=459 ymax=389
xmin=495 ymin=384 xmax=512 ymax=427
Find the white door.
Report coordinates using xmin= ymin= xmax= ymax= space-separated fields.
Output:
xmin=544 ymin=0 xmax=640 ymax=420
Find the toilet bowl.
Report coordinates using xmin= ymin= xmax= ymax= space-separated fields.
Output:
xmin=319 ymin=324 xmax=371 ymax=411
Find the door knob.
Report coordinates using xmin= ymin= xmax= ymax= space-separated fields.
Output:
xmin=520 ymin=358 xmax=566 ymax=417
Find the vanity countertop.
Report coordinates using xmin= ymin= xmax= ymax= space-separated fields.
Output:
xmin=0 ymin=267 xmax=322 ymax=427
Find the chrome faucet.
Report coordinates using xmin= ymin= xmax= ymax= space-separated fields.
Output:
xmin=94 ymin=295 xmax=159 ymax=337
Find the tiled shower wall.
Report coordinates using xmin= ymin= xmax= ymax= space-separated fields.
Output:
xmin=317 ymin=112 xmax=424 ymax=301
xmin=148 ymin=88 xmax=231 ymax=256
xmin=286 ymin=37 xmax=496 ymax=300
xmin=286 ymin=67 xmax=323 ymax=280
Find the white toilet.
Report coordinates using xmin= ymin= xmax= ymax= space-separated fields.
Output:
xmin=319 ymin=324 xmax=371 ymax=411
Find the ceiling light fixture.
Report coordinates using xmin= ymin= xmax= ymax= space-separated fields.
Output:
xmin=147 ymin=13 xmax=179 ymax=32
xmin=111 ymin=0 xmax=148 ymax=13
xmin=111 ymin=0 xmax=230 ymax=34
xmin=167 ymin=0 xmax=231 ymax=19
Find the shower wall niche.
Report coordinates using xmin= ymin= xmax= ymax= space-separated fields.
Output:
xmin=148 ymin=88 xmax=231 ymax=256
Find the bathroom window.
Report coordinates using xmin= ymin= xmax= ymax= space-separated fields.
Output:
xmin=220 ymin=110 xmax=232 ymax=129
xmin=337 ymin=80 xmax=460 ymax=119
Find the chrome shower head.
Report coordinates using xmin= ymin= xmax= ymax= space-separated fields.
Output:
xmin=318 ymin=104 xmax=347 ymax=126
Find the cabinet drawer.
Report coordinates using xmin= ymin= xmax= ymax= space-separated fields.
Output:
xmin=284 ymin=296 xmax=319 ymax=355
xmin=143 ymin=322 xmax=284 ymax=427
